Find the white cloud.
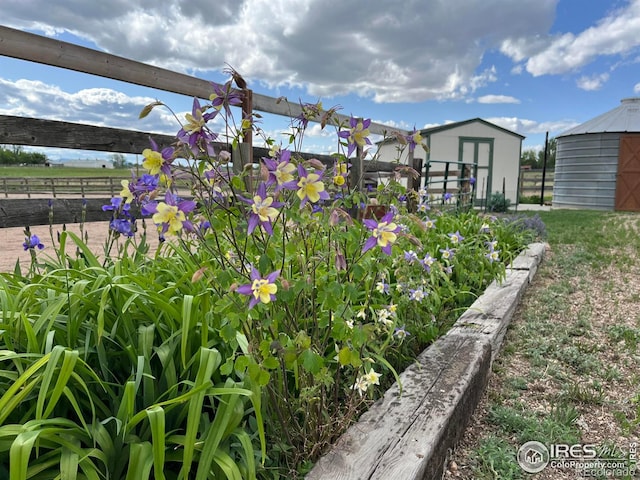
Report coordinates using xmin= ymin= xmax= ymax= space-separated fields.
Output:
xmin=0 ymin=0 xmax=557 ymax=103
xmin=477 ymin=95 xmax=520 ymax=104
xmin=634 ymin=83 xmax=640 ymax=93
xmin=504 ymin=0 xmax=640 ymax=76
xmin=0 ymin=77 xmax=175 ymax=133
xmin=576 ymin=73 xmax=610 ymax=91
xmin=485 ymin=116 xmax=579 ymax=136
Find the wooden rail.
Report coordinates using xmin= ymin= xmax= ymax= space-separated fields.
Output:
xmin=519 ymin=169 xmax=554 ymax=198
xmin=0 ymin=26 xmax=419 ymax=227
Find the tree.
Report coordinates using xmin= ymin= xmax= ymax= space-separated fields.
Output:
xmin=111 ymin=153 xmax=128 ymax=169
xmin=520 ymin=137 xmax=556 ymax=169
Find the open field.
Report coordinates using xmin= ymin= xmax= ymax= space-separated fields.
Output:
xmin=0 ymin=166 xmax=134 ymax=178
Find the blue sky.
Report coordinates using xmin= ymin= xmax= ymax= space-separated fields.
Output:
xmin=1 ymin=0 xmax=639 ymax=163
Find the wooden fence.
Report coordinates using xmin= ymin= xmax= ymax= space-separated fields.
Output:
xmin=519 ymin=168 xmax=554 ymax=200
xmin=0 ymin=26 xmax=412 ymax=228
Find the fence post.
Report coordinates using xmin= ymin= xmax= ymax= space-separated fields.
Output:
xmin=24 ymin=178 xmax=30 ymax=199
xmin=50 ymin=178 xmax=56 ymax=198
xmin=2 ymin=178 xmax=7 ymax=198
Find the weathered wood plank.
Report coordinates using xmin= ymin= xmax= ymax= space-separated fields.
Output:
xmin=0 ymin=198 xmax=115 ymax=228
xmin=370 ymin=336 xmax=490 ymax=480
xmin=306 ymin=334 xmax=491 ymax=480
xmin=0 ymin=115 xmax=176 ymax=154
xmin=448 ymin=269 xmax=531 ymax=363
xmin=0 ymin=26 xmax=406 ymax=138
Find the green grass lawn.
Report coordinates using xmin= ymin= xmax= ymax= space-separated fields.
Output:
xmin=0 ymin=166 xmax=135 ymax=178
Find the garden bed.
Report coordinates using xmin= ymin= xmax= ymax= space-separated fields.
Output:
xmin=307 ymin=243 xmax=545 ymax=479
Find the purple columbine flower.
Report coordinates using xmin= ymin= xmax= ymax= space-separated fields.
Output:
xmin=338 ymin=116 xmax=372 ymax=157
xmin=404 ymin=250 xmax=419 ymax=264
xmin=177 ymin=98 xmax=218 ymax=157
xmin=470 ymin=177 xmax=476 ymax=186
xmin=405 ymin=128 xmax=423 ymax=153
xmin=239 ymin=182 xmax=283 ymax=235
xmin=263 ymin=149 xmax=298 ymax=191
xmin=236 ymin=268 xmax=280 ymax=309
xmin=448 ymin=231 xmax=464 ymax=244
xmin=443 ymin=192 xmax=453 ymax=201
xmin=23 ymin=234 xmax=44 ymax=250
xmin=421 ymin=254 xmax=435 ymax=272
xmin=362 ymin=211 xmax=401 ymax=255
xmin=209 ymin=80 xmax=243 ymax=114
xmin=440 ymin=247 xmax=455 ymax=261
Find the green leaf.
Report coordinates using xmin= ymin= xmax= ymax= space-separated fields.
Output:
xmin=300 ymin=349 xmax=324 ymax=375
xmin=146 ymin=406 xmax=166 ymax=480
xmin=181 ymin=348 xmax=221 ymax=479
xmin=125 ymin=442 xmax=154 ymax=480
xmin=9 ymin=430 xmax=40 ymax=480
xmin=337 ymin=347 xmax=352 ymax=367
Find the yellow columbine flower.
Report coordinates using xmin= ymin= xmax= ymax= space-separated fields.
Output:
xmin=275 ymin=162 xmax=296 ymax=185
xmin=183 ymin=110 xmax=205 ymax=134
xmin=142 ymin=149 xmax=164 ymax=175
xmin=120 ymin=180 xmax=133 ymax=204
xmin=252 ymin=196 xmax=279 ymax=222
xmin=297 ymin=173 xmax=325 ymax=203
xmin=251 ymin=278 xmax=277 ymax=304
xmin=373 ymin=221 xmax=399 ymax=248
xmin=333 ymin=175 xmax=346 ymax=186
xmin=152 ymin=202 xmax=185 ymax=235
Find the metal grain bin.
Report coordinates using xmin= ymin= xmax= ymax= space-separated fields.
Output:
xmin=553 ymin=98 xmax=640 ymax=211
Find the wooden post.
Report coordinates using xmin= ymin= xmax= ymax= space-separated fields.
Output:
xmin=242 ymin=88 xmax=253 ymax=167
xmin=50 ymin=178 xmax=56 ymax=198
xmin=24 ymin=178 xmax=30 ymax=199
xmin=411 ymin=156 xmax=423 ymax=191
xmin=2 ymin=178 xmax=7 ymax=198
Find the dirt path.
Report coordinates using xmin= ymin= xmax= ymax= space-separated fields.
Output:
xmin=0 ymin=222 xmax=162 ymax=272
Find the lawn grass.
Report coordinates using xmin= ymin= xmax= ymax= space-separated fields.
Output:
xmin=0 ymin=165 xmax=134 ymax=178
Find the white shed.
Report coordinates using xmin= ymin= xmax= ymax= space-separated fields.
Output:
xmin=376 ymin=118 xmax=524 ymax=204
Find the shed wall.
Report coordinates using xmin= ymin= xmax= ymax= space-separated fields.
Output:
xmin=553 ymin=133 xmax=619 ymax=210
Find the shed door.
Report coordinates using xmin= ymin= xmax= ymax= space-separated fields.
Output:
xmin=615 ymin=134 xmax=640 ymax=211
xmin=459 ymin=138 xmax=493 ymax=203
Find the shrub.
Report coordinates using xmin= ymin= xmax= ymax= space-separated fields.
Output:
xmin=487 ymin=191 xmax=511 ymax=213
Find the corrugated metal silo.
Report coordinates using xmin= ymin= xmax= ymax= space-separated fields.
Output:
xmin=553 ymin=98 xmax=640 ymax=210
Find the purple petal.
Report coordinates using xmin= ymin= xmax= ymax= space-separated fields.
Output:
xmin=380 ymin=211 xmax=394 ymax=223
xmin=237 ymin=284 xmax=253 ymax=295
xmin=363 ymin=218 xmax=378 ymax=230
xmin=266 ymin=270 xmax=280 ymax=283
xmin=178 ymin=200 xmax=197 ymax=213
xmin=141 ymin=201 xmax=158 ymax=216
xmin=247 ymin=215 xmax=259 ymax=234
xmin=362 ymin=236 xmax=377 ymax=253
xmin=250 ymin=267 xmax=261 ymax=281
